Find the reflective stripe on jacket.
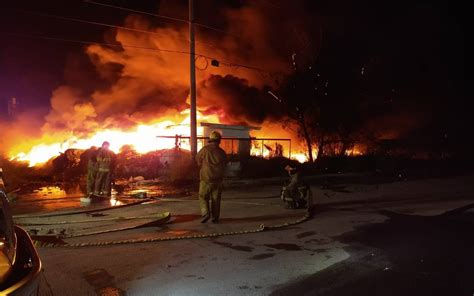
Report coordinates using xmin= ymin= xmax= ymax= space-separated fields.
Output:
xmin=96 ymin=148 xmax=115 ymax=172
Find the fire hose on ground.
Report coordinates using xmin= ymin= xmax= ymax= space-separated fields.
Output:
xmin=31 ymin=207 xmax=313 ymax=248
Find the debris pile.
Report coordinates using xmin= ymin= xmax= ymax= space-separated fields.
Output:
xmin=42 ymin=147 xmax=197 ymax=182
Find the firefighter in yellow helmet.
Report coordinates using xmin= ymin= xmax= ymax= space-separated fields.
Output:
xmin=196 ymin=131 xmax=227 ymax=223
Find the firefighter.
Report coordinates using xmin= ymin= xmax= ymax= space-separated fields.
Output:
xmin=282 ymin=164 xmax=307 ymax=208
xmin=84 ymin=146 xmax=98 ymax=197
xmin=94 ymin=141 xmax=116 ymax=197
xmin=196 ymin=131 xmax=227 ymax=223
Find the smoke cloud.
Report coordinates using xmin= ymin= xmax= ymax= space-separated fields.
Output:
xmin=1 ymin=1 xmax=314 ymax=156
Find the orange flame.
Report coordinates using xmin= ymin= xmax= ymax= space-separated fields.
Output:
xmin=9 ymin=109 xmax=221 ymax=166
xmin=9 ymin=111 xmax=312 ymax=167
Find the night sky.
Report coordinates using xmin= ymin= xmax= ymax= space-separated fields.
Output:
xmin=0 ymin=0 xmax=471 ymax=145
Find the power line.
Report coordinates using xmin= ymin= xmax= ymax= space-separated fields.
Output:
xmin=85 ymin=0 xmax=187 ymax=24
xmin=217 ymin=60 xmax=270 ymax=74
xmin=78 ymin=1 xmax=266 ymax=71
xmin=2 ymin=32 xmax=274 ymax=74
xmin=2 ymin=32 xmax=190 ymax=54
xmin=13 ymin=9 xmax=217 ymax=48
xmin=83 ymin=0 xmax=240 ymax=38
xmin=6 ymin=10 xmax=269 ymax=73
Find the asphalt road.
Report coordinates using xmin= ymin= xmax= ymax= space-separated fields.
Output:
xmin=36 ymin=175 xmax=474 ymax=296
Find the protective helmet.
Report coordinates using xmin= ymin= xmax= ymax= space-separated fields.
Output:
xmin=209 ymin=131 xmax=222 ymax=142
xmin=285 ymin=164 xmax=297 ymax=172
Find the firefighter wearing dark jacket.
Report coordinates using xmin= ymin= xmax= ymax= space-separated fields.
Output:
xmin=93 ymin=141 xmax=116 ymax=197
xmin=196 ymin=131 xmax=227 ymax=223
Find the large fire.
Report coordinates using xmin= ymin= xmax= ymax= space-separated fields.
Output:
xmin=9 ymin=110 xmax=210 ymax=166
xmin=9 ymin=109 xmax=309 ymax=167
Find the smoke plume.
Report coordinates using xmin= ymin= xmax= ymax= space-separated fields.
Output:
xmin=1 ymin=0 xmax=314 ymax=156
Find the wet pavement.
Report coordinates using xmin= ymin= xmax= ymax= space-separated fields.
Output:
xmin=11 ymin=184 xmax=86 ymax=215
xmin=10 ymin=181 xmax=192 ymax=215
xmin=18 ymin=174 xmax=474 ymax=295
xmin=11 ymin=180 xmax=309 ymax=248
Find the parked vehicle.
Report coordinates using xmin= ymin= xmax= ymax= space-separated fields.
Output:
xmin=1 ymin=169 xmax=42 ymax=295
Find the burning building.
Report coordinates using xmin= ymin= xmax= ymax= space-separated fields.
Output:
xmin=201 ymin=122 xmax=260 ymax=158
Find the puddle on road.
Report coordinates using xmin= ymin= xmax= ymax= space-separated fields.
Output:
xmin=20 ymin=184 xmax=84 ymax=201
xmin=11 ymin=184 xmax=85 ymax=215
xmin=12 ymin=191 xmax=125 ymax=215
xmin=39 ymin=184 xmax=82 ymax=194
xmin=12 ymin=182 xmax=193 ymax=215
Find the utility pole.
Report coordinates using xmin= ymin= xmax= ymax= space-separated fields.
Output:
xmin=292 ymin=53 xmax=314 ymax=162
xmin=189 ymin=0 xmax=198 ymax=158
